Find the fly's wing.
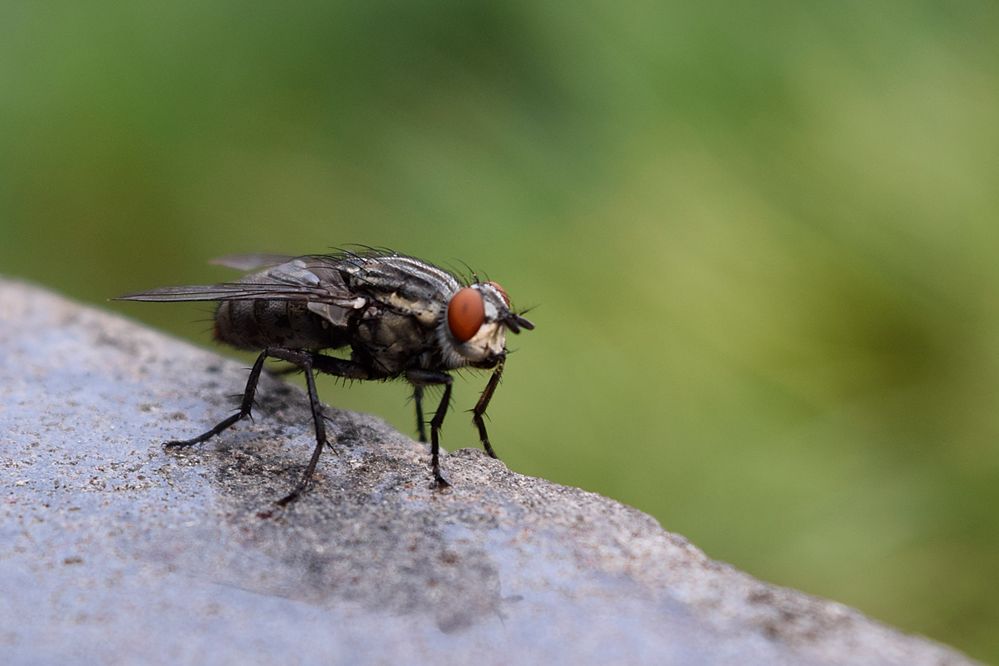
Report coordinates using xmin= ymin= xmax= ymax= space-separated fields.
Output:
xmin=116 ymin=257 xmax=366 ymax=324
xmin=116 ymin=283 xmax=337 ymax=302
xmin=209 ymin=253 xmax=295 ymax=271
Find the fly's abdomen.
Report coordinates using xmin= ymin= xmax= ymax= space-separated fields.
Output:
xmin=214 ymin=300 xmax=336 ymax=351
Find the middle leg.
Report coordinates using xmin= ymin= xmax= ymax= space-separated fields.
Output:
xmin=267 ymin=349 xmax=380 ymax=505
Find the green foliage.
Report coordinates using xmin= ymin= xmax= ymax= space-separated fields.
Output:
xmin=3 ymin=1 xmax=998 ymax=659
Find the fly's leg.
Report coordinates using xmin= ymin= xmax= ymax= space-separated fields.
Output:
xmin=273 ymin=353 xmax=327 ymax=506
xmin=429 ymin=381 xmax=453 ymax=488
xmin=265 ymin=349 xmax=399 ymax=504
xmin=472 ymin=360 xmax=505 ymax=460
xmin=413 ymin=385 xmax=428 ymax=443
xmin=266 ymin=349 xmax=379 ymax=506
xmin=164 ymin=351 xmax=269 ymax=450
xmin=406 ymin=370 xmax=454 ymax=488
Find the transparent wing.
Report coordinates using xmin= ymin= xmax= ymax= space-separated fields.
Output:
xmin=116 ymin=282 xmax=340 ymax=302
xmin=209 ymin=254 xmax=295 ymax=271
xmin=117 ymin=257 xmax=362 ymax=306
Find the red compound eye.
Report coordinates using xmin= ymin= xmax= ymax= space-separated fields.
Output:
xmin=447 ymin=287 xmax=485 ymax=343
xmin=485 ymin=281 xmax=510 ymax=306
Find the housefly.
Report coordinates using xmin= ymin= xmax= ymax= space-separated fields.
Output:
xmin=118 ymin=249 xmax=534 ymax=504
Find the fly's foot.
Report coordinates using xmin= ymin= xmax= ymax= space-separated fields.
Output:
xmin=163 ymin=438 xmax=201 ymax=450
xmin=276 ymin=485 xmax=306 ymax=507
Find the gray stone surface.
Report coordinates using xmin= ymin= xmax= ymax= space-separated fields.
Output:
xmin=0 ymin=277 xmax=977 ymax=666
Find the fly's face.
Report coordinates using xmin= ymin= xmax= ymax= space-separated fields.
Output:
xmin=439 ymin=281 xmax=534 ymax=369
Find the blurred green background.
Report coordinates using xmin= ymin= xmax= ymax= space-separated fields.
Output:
xmin=3 ymin=1 xmax=998 ymax=660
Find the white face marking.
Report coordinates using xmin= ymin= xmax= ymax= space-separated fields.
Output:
xmin=459 ymin=321 xmax=507 ymax=362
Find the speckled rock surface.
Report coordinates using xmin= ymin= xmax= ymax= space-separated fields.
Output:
xmin=0 ymin=278 xmax=977 ymax=665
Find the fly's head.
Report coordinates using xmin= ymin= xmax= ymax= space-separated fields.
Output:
xmin=438 ymin=281 xmax=534 ymax=369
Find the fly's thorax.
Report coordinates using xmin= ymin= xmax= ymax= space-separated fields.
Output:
xmin=349 ymin=306 xmax=436 ymax=375
xmin=436 ymin=282 xmax=514 ymax=369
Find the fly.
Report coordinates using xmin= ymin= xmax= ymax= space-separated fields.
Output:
xmin=117 ymin=249 xmax=535 ymax=505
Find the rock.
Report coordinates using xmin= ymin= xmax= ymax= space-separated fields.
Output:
xmin=0 ymin=278 xmax=977 ymax=665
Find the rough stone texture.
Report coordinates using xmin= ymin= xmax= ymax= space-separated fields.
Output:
xmin=0 ymin=278 xmax=977 ymax=666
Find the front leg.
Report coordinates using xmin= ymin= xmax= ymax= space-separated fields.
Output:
xmin=406 ymin=370 xmax=454 ymax=488
xmin=472 ymin=359 xmax=505 ymax=459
